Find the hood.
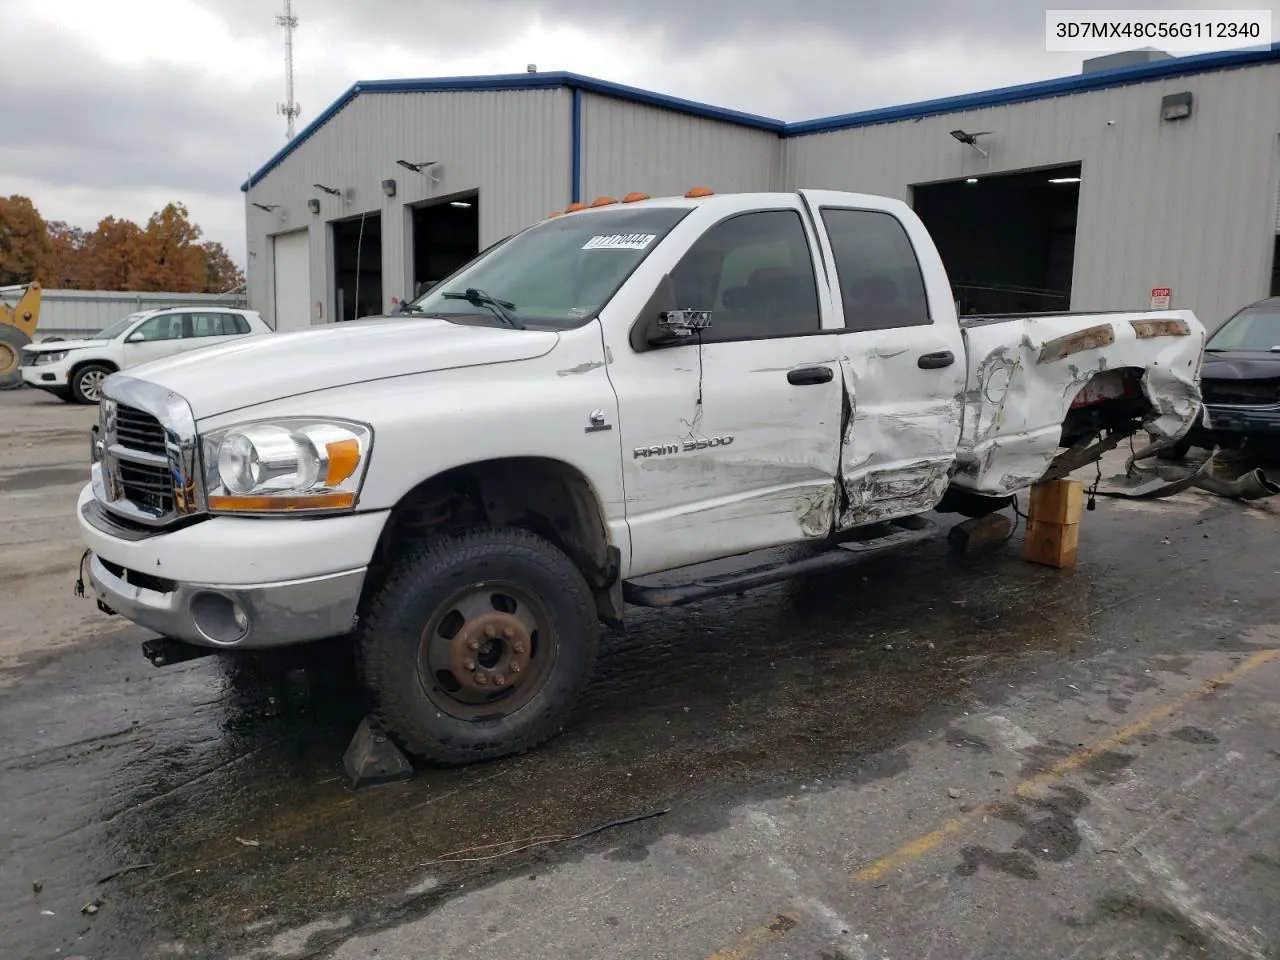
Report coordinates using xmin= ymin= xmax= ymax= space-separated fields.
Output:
xmin=1200 ymin=350 xmax=1280 ymax=381
xmin=119 ymin=316 xmax=560 ymax=418
xmin=27 ymin=338 xmax=109 ymax=352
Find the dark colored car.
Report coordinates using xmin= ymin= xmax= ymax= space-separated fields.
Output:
xmin=1170 ymin=296 xmax=1280 ymax=459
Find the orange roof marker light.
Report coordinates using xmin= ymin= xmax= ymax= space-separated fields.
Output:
xmin=685 ymin=186 xmax=714 ymax=198
xmin=590 ymin=196 xmax=618 ymax=207
xmin=622 ymin=192 xmax=650 ymax=203
xmin=564 ymin=201 xmax=586 ymax=213
xmin=547 ymin=210 xmax=564 ymax=218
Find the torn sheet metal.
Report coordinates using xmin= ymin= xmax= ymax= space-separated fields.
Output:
xmin=835 ymin=327 xmax=967 ymax=528
xmin=954 ymin=310 xmax=1205 ymax=496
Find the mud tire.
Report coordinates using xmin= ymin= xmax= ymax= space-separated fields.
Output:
xmin=356 ymin=526 xmax=599 ymax=765
xmin=0 ymin=325 xmax=30 ymax=391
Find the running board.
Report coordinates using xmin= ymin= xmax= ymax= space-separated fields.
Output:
xmin=622 ymin=519 xmax=936 ymax=609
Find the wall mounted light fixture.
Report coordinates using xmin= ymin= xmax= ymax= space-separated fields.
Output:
xmin=381 ymin=178 xmax=397 ymax=197
xmin=308 ymin=198 xmax=321 ymax=214
xmin=1160 ymin=91 xmax=1193 ymax=122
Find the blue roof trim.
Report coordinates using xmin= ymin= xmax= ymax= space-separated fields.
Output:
xmin=241 ymin=45 xmax=1280 ymax=191
xmin=785 ymin=42 xmax=1280 ymax=135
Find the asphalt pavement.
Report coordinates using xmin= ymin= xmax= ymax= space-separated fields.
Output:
xmin=1 ymin=387 xmax=1277 ymax=960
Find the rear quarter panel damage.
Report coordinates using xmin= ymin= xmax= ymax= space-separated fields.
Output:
xmin=953 ymin=311 xmax=1204 ymax=495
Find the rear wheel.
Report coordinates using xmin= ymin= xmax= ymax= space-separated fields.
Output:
xmin=356 ymin=527 xmax=599 ymax=765
xmin=70 ymin=363 xmax=112 ymax=404
xmin=0 ymin=325 xmax=31 ymax=391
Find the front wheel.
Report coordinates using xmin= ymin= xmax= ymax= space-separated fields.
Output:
xmin=356 ymin=527 xmax=600 ymax=765
xmin=70 ymin=363 xmax=113 ymax=404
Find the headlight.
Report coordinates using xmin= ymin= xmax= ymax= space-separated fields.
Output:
xmin=34 ymin=351 xmax=68 ymax=365
xmin=200 ymin=418 xmax=373 ymax=514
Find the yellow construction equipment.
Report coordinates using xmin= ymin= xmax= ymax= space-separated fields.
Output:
xmin=0 ymin=281 xmax=42 ymax=390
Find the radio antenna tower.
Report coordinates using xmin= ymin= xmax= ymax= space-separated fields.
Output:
xmin=275 ymin=0 xmax=301 ymax=139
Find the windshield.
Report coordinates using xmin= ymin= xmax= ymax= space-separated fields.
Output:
xmin=96 ymin=313 xmax=148 ymax=340
xmin=1206 ymin=304 xmax=1280 ymax=351
xmin=404 ymin=206 xmax=691 ymax=329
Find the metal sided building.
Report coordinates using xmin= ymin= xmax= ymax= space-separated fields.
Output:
xmin=242 ymin=44 xmax=1280 ymax=334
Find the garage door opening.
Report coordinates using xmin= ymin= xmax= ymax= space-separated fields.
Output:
xmin=410 ymin=193 xmax=480 ymax=298
xmin=332 ymin=213 xmax=383 ymax=321
xmin=911 ymin=164 xmax=1081 ymax=316
xmin=272 ymin=229 xmax=311 ymax=333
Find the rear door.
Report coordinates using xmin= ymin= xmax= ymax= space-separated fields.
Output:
xmin=801 ymin=191 xmax=966 ymax=527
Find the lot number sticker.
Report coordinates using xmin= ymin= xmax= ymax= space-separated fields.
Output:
xmin=1150 ymin=287 xmax=1172 ymax=310
xmin=583 ymin=233 xmax=656 ymax=250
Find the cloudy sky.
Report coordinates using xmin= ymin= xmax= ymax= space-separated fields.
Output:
xmin=1 ymin=0 xmax=1272 ymax=265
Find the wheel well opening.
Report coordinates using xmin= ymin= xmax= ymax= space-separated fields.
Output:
xmin=364 ymin=457 xmax=622 ymax=623
xmin=1061 ymin=366 xmax=1154 ymax=447
xmin=70 ymin=357 xmax=119 ymax=378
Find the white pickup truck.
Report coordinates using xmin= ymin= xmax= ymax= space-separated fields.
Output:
xmin=76 ymin=189 xmax=1204 ymax=765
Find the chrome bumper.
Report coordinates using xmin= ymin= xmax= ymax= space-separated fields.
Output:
xmin=85 ymin=552 xmax=365 ymax=649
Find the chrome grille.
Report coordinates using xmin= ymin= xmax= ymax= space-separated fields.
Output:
xmin=95 ymin=378 xmax=203 ymax=527
xmin=117 ymin=460 xmax=175 ymax=515
xmin=114 ymin=404 xmax=168 ymax=456
xmin=1201 ymin=378 xmax=1280 ymax=407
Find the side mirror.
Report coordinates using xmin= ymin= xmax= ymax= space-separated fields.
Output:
xmin=125 ymin=332 xmax=144 ymax=343
xmin=629 ymin=274 xmax=713 ymax=352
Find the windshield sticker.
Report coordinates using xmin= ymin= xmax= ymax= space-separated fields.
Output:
xmin=582 ymin=233 xmax=656 ymax=251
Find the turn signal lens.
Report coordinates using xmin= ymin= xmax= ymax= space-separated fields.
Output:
xmin=208 ymin=493 xmax=356 ymax=512
xmin=325 ymin=438 xmax=361 ymax=486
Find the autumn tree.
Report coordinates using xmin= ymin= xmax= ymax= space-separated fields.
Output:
xmin=200 ymin=241 xmax=245 ymax=293
xmin=0 ymin=195 xmax=54 ymax=285
xmin=129 ymin=202 xmax=207 ymax=292
xmin=81 ymin=216 xmax=147 ymax=290
xmin=46 ymin=221 xmax=91 ymax=288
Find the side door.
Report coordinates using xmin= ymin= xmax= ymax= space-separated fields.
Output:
xmin=600 ymin=201 xmax=846 ymax=577
xmin=121 ymin=312 xmax=191 ymax=367
xmin=801 ymin=192 xmax=967 ymax=527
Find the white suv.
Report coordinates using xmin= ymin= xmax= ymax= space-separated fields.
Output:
xmin=22 ymin=307 xmax=272 ymax=403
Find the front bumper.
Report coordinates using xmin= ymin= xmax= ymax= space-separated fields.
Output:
xmin=85 ymin=553 xmax=366 ymax=648
xmin=1185 ymin=402 xmax=1280 ymax=447
xmin=77 ymin=482 xmax=389 ymax=649
xmin=21 ymin=361 xmax=69 ymax=388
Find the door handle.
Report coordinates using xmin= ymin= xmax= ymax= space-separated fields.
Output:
xmin=917 ymin=351 xmax=955 ymax=370
xmin=787 ymin=366 xmax=834 ymax=386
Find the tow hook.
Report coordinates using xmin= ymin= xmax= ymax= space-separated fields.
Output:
xmin=141 ymin=638 xmax=216 ymax=668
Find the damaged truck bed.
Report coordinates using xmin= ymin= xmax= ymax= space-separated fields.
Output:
xmin=77 ymin=188 xmax=1205 ymax=765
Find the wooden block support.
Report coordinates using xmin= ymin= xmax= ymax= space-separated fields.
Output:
xmin=1024 ymin=478 xmax=1084 ymax=569
xmin=947 ymin=512 xmax=1013 ymax=552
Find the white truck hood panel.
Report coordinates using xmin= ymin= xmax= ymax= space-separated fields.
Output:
xmin=119 ymin=317 xmax=560 ymax=418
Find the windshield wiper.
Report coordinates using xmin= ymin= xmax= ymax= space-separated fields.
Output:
xmin=441 ymin=288 xmax=525 ymax=329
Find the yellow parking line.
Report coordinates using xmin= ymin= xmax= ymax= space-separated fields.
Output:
xmin=704 ymin=912 xmax=802 ymax=960
xmin=853 ymin=648 xmax=1279 ymax=884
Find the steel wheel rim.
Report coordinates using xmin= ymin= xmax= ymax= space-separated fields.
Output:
xmin=79 ymin=370 xmax=105 ymax=401
xmin=416 ymin=579 xmax=559 ymax=721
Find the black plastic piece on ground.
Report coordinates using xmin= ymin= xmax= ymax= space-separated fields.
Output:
xmin=140 ymin=637 xmax=217 ymax=668
xmin=622 ymin=519 xmax=935 ymax=609
xmin=343 ymin=716 xmax=415 ymax=789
